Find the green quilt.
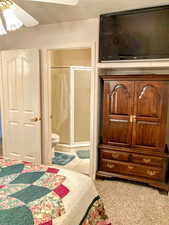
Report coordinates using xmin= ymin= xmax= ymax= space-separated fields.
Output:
xmin=0 ymin=157 xmax=69 ymax=225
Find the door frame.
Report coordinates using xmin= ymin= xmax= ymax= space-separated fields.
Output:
xmin=40 ymin=42 xmax=97 ymax=179
xmin=0 ymin=53 xmax=5 ymax=156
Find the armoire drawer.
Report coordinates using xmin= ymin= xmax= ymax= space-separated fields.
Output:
xmin=130 ymin=153 xmax=164 ymax=168
xmin=100 ymin=159 xmax=163 ymax=181
xmin=100 ymin=149 xmax=129 ymax=162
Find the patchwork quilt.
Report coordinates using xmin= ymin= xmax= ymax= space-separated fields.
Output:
xmin=0 ymin=157 xmax=111 ymax=225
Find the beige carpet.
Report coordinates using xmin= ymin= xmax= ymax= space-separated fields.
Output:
xmin=95 ymin=179 xmax=169 ymax=225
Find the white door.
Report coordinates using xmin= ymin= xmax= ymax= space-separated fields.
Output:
xmin=1 ymin=49 xmax=41 ymax=163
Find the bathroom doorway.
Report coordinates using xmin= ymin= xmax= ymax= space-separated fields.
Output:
xmin=48 ymin=48 xmax=93 ymax=175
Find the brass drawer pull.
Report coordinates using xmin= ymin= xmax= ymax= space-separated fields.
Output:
xmin=147 ymin=170 xmax=157 ymax=176
xmin=109 ymin=119 xmax=128 ymax=123
xmin=106 ymin=164 xmax=115 ymax=169
xmin=143 ymin=158 xmax=151 ymax=163
xmin=128 ymin=165 xmax=134 ymax=170
xmin=112 ymin=153 xmax=120 ymax=159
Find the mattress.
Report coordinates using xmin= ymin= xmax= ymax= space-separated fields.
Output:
xmin=0 ymin=157 xmax=110 ymax=225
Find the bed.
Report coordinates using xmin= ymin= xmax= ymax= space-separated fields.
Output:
xmin=0 ymin=157 xmax=111 ymax=225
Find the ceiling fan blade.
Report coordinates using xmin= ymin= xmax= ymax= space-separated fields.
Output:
xmin=12 ymin=3 xmax=39 ymax=27
xmin=27 ymin=0 xmax=79 ymax=5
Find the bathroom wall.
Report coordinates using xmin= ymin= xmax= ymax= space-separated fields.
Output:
xmin=50 ymin=49 xmax=91 ymax=67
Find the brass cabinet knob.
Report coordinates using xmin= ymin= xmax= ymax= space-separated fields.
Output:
xmin=132 ymin=115 xmax=136 ymax=122
xmin=130 ymin=115 xmax=136 ymax=123
xmin=130 ymin=115 xmax=133 ymax=123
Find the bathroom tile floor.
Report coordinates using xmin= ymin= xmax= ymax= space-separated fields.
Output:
xmin=53 ymin=150 xmax=90 ymax=175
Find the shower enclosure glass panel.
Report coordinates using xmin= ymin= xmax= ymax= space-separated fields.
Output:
xmin=74 ymin=69 xmax=91 ymax=144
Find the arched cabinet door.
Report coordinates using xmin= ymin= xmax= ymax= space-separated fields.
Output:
xmin=132 ymin=81 xmax=168 ymax=151
xmin=103 ymin=81 xmax=134 ymax=147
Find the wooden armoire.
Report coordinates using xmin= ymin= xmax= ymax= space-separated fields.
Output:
xmin=98 ymin=74 xmax=169 ymax=193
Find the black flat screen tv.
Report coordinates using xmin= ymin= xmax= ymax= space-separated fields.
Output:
xmin=99 ymin=6 xmax=169 ymax=61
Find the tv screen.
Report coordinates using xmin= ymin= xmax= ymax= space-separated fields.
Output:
xmin=99 ymin=6 xmax=169 ymax=61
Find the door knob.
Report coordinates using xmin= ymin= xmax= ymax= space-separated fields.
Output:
xmin=31 ymin=117 xmax=41 ymax=122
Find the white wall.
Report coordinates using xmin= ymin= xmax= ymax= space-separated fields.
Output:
xmin=0 ymin=18 xmax=99 ymax=50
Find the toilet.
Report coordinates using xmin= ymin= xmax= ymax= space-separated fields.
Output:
xmin=52 ymin=133 xmax=60 ymax=157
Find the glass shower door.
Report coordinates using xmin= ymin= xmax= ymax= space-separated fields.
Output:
xmin=73 ymin=67 xmax=92 ymax=146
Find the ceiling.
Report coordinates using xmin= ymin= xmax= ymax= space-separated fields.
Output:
xmin=13 ymin=0 xmax=169 ymax=25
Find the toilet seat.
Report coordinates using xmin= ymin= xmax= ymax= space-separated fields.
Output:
xmin=52 ymin=133 xmax=60 ymax=144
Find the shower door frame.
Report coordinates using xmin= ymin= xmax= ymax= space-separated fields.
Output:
xmin=40 ymin=43 xmax=98 ymax=179
xmin=70 ymin=66 xmax=94 ymax=148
